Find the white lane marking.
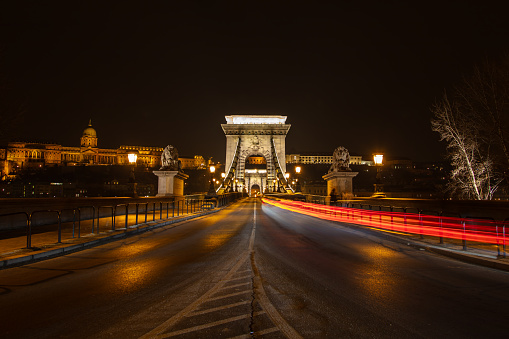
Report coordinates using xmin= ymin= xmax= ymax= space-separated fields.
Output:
xmin=139 ymin=253 xmax=250 ymax=338
xmin=141 ymin=199 xmax=302 ymax=339
xmin=160 ymin=311 xmax=265 ymax=338
xmin=189 ymin=301 xmax=251 ymax=317
xmin=220 ymin=282 xmax=251 ymax=290
xmin=225 ymin=275 xmax=252 ymax=282
xmin=207 ymin=290 xmax=251 ymax=301
xmin=251 ymin=199 xmax=303 ymax=339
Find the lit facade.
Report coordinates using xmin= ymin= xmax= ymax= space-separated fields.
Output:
xmin=0 ymin=121 xmax=204 ymax=179
xmin=286 ymin=153 xmax=372 ymax=166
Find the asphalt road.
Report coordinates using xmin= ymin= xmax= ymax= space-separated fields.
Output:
xmin=1 ymin=198 xmax=508 ymax=338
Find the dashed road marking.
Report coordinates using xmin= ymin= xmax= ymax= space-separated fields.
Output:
xmin=221 ymin=282 xmax=252 ymax=290
xmin=208 ymin=290 xmax=251 ymax=301
xmin=189 ymin=301 xmax=251 ymax=317
xmin=140 ymin=199 xmax=301 ymax=339
xmin=160 ymin=311 xmax=265 ymax=338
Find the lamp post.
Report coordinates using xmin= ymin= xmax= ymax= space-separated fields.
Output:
xmin=272 ymin=179 xmax=276 ymax=193
xmin=128 ymin=153 xmax=138 ymax=197
xmin=373 ymin=154 xmax=384 ymax=195
xmin=285 ymin=172 xmax=290 ymax=191
xmin=295 ymin=166 xmax=302 ymax=193
xmin=220 ymin=172 xmax=226 ymax=191
xmin=208 ymin=165 xmax=217 ymax=196
xmin=235 ymin=179 xmax=238 ymax=192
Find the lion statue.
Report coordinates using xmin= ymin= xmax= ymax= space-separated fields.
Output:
xmin=160 ymin=145 xmax=181 ymax=171
xmin=328 ymin=146 xmax=351 ymax=173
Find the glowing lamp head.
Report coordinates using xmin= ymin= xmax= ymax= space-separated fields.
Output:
xmin=285 ymin=173 xmax=290 ymax=179
xmin=128 ymin=153 xmax=137 ymax=164
xmin=295 ymin=166 xmax=301 ymax=174
xmin=373 ymin=154 xmax=384 ymax=165
xmin=221 ymin=172 xmax=226 ymax=178
xmin=209 ymin=165 xmax=216 ymax=173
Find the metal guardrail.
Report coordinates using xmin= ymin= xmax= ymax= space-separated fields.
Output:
xmin=0 ymin=193 xmax=243 ymax=250
xmin=263 ymin=197 xmax=508 ymax=258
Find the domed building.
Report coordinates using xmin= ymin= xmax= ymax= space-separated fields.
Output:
xmin=80 ymin=119 xmax=98 ymax=148
xmin=0 ymin=120 xmax=165 ymax=174
xmin=0 ymin=120 xmax=207 ymax=181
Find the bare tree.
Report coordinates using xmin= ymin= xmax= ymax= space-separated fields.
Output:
xmin=456 ymin=58 xmax=509 ymax=184
xmin=431 ymin=93 xmax=501 ymax=200
xmin=431 ymin=55 xmax=509 ymax=200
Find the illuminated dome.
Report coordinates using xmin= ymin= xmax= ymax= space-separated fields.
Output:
xmin=83 ymin=119 xmax=97 ymax=137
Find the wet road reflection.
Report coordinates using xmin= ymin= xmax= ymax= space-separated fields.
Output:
xmin=0 ymin=198 xmax=508 ymax=338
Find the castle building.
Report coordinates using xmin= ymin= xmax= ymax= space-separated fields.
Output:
xmin=285 ymin=153 xmax=372 ymax=166
xmin=0 ymin=120 xmax=203 ymax=179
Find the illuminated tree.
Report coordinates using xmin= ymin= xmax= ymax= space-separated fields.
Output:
xmin=432 ymin=94 xmax=499 ymax=199
xmin=431 ymin=57 xmax=509 ymax=200
xmin=457 ymin=59 xmax=509 ymax=183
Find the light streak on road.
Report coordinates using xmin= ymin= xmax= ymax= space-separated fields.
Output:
xmin=262 ymin=198 xmax=508 ymax=245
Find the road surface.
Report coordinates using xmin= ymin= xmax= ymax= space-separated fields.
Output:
xmin=1 ymin=198 xmax=508 ymax=338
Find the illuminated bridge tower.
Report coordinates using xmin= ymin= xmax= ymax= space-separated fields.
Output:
xmin=218 ymin=115 xmax=293 ymax=195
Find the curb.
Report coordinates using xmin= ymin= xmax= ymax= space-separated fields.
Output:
xmin=0 ymin=206 xmax=223 ymax=269
xmin=263 ymin=200 xmax=509 ymax=273
xmin=346 ymin=222 xmax=509 ymax=272
xmin=423 ymin=245 xmax=509 ymax=272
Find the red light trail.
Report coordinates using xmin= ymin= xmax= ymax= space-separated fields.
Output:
xmin=262 ymin=198 xmax=508 ymax=246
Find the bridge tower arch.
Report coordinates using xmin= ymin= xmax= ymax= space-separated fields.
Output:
xmin=218 ymin=115 xmax=293 ymax=194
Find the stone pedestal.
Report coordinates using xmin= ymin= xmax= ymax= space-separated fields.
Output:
xmin=322 ymin=171 xmax=358 ymax=199
xmin=153 ymin=170 xmax=189 ymax=197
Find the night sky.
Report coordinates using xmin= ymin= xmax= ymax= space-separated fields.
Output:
xmin=1 ymin=1 xmax=509 ymax=163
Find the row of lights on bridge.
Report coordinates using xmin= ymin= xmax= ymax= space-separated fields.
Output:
xmin=128 ymin=152 xmax=383 ymax=195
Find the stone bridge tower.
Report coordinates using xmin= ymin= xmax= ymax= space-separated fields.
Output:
xmin=218 ymin=115 xmax=292 ymax=194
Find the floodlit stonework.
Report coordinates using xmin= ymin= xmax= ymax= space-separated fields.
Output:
xmin=220 ymin=115 xmax=291 ymax=194
xmin=153 ymin=170 xmax=189 ymax=197
xmin=323 ymin=146 xmax=358 ymax=199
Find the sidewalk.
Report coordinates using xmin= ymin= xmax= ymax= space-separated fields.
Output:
xmin=0 ymin=206 xmax=222 ymax=269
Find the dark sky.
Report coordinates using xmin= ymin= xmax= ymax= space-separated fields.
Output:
xmin=1 ymin=1 xmax=509 ymax=162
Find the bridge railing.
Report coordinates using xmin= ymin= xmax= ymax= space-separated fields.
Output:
xmin=262 ymin=197 xmax=508 ymax=258
xmin=0 ymin=193 xmax=243 ymax=251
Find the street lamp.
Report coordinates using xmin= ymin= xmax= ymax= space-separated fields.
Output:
xmin=208 ymin=165 xmax=217 ymax=196
xmin=373 ymin=154 xmax=383 ymax=166
xmin=295 ymin=166 xmax=302 ymax=193
xmin=373 ymin=154 xmax=384 ymax=195
xmin=128 ymin=153 xmax=138 ymax=197
xmin=220 ymin=172 xmax=226 ymax=191
xmin=273 ymin=179 xmax=276 ymax=193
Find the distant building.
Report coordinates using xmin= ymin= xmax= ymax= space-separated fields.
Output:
xmin=386 ymin=158 xmax=413 ymax=170
xmin=0 ymin=120 xmax=205 ymax=179
xmin=286 ymin=153 xmax=372 ymax=165
xmin=179 ymin=155 xmax=207 ymax=169
xmin=286 ymin=153 xmax=333 ymax=164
